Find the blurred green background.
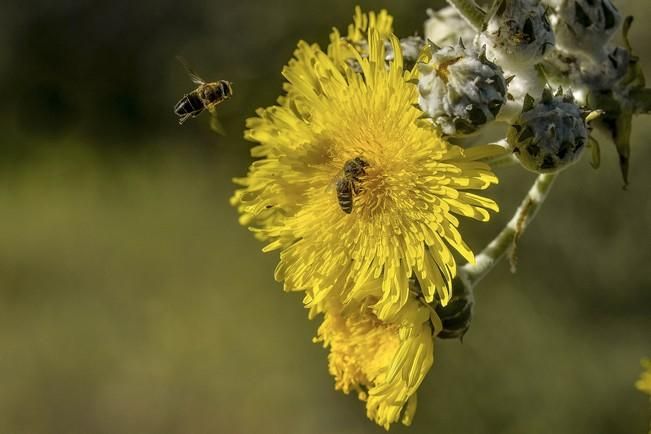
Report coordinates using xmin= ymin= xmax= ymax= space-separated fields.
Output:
xmin=0 ymin=0 xmax=649 ymax=433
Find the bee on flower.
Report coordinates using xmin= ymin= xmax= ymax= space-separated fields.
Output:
xmin=229 ymin=0 xmax=651 ymax=429
xmin=334 ymin=156 xmax=369 ymax=214
xmin=233 ymin=7 xmax=501 ymax=322
xmin=232 ymin=7 xmax=502 ymax=428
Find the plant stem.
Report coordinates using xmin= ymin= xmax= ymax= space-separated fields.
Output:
xmin=460 ymin=172 xmax=559 ymax=287
xmin=446 ymin=0 xmax=486 ymax=31
xmin=479 ymin=140 xmax=519 ymax=169
xmin=487 ymin=152 xmax=519 ymax=169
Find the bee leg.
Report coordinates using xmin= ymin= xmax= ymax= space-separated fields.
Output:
xmin=178 ymin=113 xmax=193 ymax=125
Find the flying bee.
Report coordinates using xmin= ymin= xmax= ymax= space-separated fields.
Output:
xmin=335 ymin=157 xmax=369 ymax=214
xmin=174 ymin=57 xmax=232 ymax=133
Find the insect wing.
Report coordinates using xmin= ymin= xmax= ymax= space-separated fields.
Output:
xmin=176 ymin=56 xmax=206 ymax=85
xmin=208 ymin=106 xmax=226 ymax=135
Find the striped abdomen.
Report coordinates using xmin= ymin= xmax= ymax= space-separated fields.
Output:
xmin=174 ymin=92 xmax=205 ymax=118
xmin=336 ymin=178 xmax=354 ymax=214
xmin=336 ymin=157 xmax=369 ymax=214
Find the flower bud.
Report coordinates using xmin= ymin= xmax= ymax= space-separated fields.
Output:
xmin=479 ymin=0 xmax=555 ymax=70
xmin=434 ymin=277 xmax=474 ymax=340
xmin=582 ymin=46 xmax=630 ymax=92
xmin=418 ymin=41 xmax=507 ymax=136
xmin=409 ymin=276 xmax=473 ymax=340
xmin=552 ymin=0 xmax=621 ymax=61
xmin=544 ymin=45 xmax=630 ymax=104
xmin=507 ymin=87 xmax=589 ymax=173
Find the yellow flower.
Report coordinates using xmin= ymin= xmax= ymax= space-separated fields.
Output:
xmin=233 ymin=9 xmax=501 ymax=321
xmin=315 ymin=296 xmax=439 ymax=429
xmin=327 ymin=6 xmax=393 ymax=66
xmin=346 ymin=6 xmax=393 ymax=43
xmin=637 ymin=359 xmax=651 ymax=396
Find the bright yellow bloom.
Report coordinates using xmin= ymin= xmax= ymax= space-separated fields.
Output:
xmin=233 ymin=9 xmax=500 ymax=321
xmin=346 ymin=6 xmax=393 ymax=43
xmin=327 ymin=6 xmax=393 ymax=66
xmin=637 ymin=359 xmax=651 ymax=396
xmin=315 ymin=297 xmax=439 ymax=429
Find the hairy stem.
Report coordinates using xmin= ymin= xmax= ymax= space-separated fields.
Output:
xmin=460 ymin=172 xmax=559 ymax=287
xmin=446 ymin=0 xmax=486 ymax=31
xmin=487 ymin=152 xmax=519 ymax=169
xmin=479 ymin=139 xmax=519 ymax=169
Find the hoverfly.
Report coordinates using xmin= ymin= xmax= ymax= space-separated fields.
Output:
xmin=174 ymin=57 xmax=232 ymax=134
xmin=335 ymin=157 xmax=369 ymax=214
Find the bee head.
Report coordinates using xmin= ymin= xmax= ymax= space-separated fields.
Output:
xmin=202 ymin=82 xmax=232 ymax=102
xmin=343 ymin=156 xmax=369 ymax=177
xmin=220 ymin=80 xmax=233 ymax=98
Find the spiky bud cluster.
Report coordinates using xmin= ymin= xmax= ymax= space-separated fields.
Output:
xmin=507 ymin=87 xmax=590 ymax=173
xmin=479 ymin=0 xmax=555 ymax=70
xmin=552 ymin=0 xmax=621 ymax=61
xmin=544 ymin=45 xmax=630 ymax=100
xmin=418 ymin=41 xmax=508 ymax=136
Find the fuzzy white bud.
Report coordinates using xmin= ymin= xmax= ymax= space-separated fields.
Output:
xmin=552 ymin=0 xmax=621 ymax=61
xmin=418 ymin=42 xmax=507 ymax=136
xmin=479 ymin=0 xmax=555 ymax=71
